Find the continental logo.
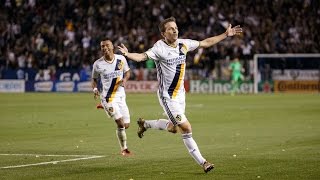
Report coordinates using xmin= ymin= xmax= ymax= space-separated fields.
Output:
xmin=275 ymin=81 xmax=320 ymax=92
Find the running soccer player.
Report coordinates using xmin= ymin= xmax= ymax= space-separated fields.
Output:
xmin=118 ymin=17 xmax=242 ymax=172
xmin=92 ymin=39 xmax=132 ymax=156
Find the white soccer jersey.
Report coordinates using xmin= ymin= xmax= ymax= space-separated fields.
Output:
xmin=146 ymin=39 xmax=199 ymax=99
xmin=92 ymin=54 xmax=130 ymax=102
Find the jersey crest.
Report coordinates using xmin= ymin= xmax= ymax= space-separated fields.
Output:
xmin=116 ymin=60 xmax=123 ymax=70
xmin=179 ymin=43 xmax=187 ymax=56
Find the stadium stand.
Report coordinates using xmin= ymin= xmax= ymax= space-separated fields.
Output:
xmin=0 ymin=0 xmax=319 ymax=81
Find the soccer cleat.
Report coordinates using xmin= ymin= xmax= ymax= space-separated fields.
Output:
xmin=203 ymin=161 xmax=214 ymax=173
xmin=121 ymin=149 xmax=132 ymax=156
xmin=137 ymin=118 xmax=147 ymax=138
xmin=96 ymin=103 xmax=104 ymax=109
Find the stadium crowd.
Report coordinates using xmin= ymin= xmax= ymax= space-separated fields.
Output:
xmin=0 ymin=0 xmax=319 ymax=81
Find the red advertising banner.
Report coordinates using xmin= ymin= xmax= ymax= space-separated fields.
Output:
xmin=125 ymin=81 xmax=158 ymax=93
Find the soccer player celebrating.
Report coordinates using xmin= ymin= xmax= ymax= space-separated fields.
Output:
xmin=118 ymin=17 xmax=242 ymax=172
xmin=92 ymin=39 xmax=132 ymax=156
xmin=229 ymin=57 xmax=245 ymax=95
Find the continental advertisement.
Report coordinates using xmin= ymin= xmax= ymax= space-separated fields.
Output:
xmin=274 ymin=81 xmax=320 ymax=93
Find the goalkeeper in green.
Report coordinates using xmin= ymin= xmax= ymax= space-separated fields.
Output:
xmin=229 ymin=58 xmax=245 ymax=95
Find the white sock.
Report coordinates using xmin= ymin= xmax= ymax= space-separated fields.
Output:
xmin=182 ymin=133 xmax=206 ymax=166
xmin=144 ymin=119 xmax=169 ymax=130
xmin=116 ymin=128 xmax=127 ymax=150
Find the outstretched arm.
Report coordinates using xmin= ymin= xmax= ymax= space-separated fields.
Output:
xmin=199 ymin=24 xmax=242 ymax=48
xmin=118 ymin=44 xmax=148 ymax=62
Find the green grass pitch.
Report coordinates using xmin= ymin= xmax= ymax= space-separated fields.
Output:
xmin=0 ymin=93 xmax=319 ymax=180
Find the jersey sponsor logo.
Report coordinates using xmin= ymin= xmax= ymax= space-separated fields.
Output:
xmin=164 ymin=55 xmax=186 ymax=66
xmin=101 ymin=59 xmax=123 ymax=80
xmin=102 ymin=71 xmax=123 ymax=80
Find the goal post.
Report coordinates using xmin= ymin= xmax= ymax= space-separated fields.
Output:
xmin=253 ymin=54 xmax=320 ymax=94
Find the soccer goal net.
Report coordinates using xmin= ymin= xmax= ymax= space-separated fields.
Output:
xmin=253 ymin=54 xmax=320 ymax=94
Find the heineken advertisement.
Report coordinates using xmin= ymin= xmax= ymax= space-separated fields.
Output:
xmin=188 ymin=80 xmax=254 ymax=94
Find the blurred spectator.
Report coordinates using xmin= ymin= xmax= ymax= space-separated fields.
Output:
xmin=145 ymin=58 xmax=156 ymax=80
xmin=35 ymin=69 xmax=50 ymax=81
xmin=0 ymin=0 xmax=319 ymax=81
xmin=79 ymin=62 xmax=91 ymax=81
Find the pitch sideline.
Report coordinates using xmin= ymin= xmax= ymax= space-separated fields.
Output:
xmin=0 ymin=153 xmax=105 ymax=169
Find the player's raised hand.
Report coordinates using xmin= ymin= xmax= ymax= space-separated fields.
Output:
xmin=226 ymin=24 xmax=243 ymax=37
xmin=118 ymin=43 xmax=128 ymax=56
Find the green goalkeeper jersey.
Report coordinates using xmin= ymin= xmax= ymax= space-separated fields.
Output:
xmin=229 ymin=61 xmax=242 ymax=76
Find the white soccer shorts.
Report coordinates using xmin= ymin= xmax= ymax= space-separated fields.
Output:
xmin=158 ymin=91 xmax=187 ymax=126
xmin=100 ymin=96 xmax=130 ymax=124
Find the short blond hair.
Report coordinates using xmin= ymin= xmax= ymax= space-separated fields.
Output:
xmin=158 ymin=17 xmax=176 ymax=33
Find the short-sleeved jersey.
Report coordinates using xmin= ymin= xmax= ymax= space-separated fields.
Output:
xmin=146 ymin=39 xmax=199 ymax=99
xmin=92 ymin=54 xmax=130 ymax=102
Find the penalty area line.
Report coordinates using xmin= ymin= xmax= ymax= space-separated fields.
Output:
xmin=0 ymin=155 xmax=105 ymax=169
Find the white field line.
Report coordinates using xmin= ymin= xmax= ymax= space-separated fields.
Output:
xmin=188 ymin=104 xmax=204 ymax=108
xmin=0 ymin=154 xmax=105 ymax=169
xmin=0 ymin=153 xmax=99 ymax=157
